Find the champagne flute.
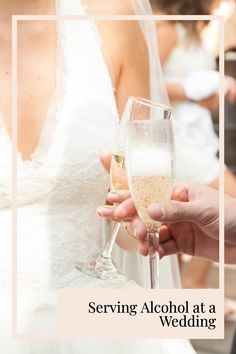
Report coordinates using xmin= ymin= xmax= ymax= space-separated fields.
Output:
xmin=108 ymin=98 xmax=171 ymax=283
xmin=74 ymin=161 xmax=128 ymax=280
xmin=74 ymin=102 xmax=131 ymax=280
xmin=125 ymin=119 xmax=174 ymax=289
xmin=75 ymin=97 xmax=171 ymax=281
xmin=100 ymin=97 xmax=171 ymax=282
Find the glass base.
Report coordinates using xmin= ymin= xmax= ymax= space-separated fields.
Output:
xmin=75 ymin=255 xmax=128 ymax=281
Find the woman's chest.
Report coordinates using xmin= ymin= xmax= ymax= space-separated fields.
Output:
xmin=0 ymin=24 xmax=56 ymax=161
xmin=0 ymin=18 xmax=119 ymax=207
xmin=0 ymin=101 xmax=118 ymax=208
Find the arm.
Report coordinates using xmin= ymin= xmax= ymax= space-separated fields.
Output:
xmin=96 ymin=5 xmax=151 ymax=251
xmin=167 ymin=83 xmax=219 ymax=112
xmin=87 ymin=0 xmax=150 ymax=116
xmin=156 ymin=21 xmax=220 ymax=111
xmin=114 ymin=19 xmax=150 ymax=116
xmin=156 ymin=21 xmax=177 ymax=65
xmin=166 ymin=83 xmax=188 ymax=102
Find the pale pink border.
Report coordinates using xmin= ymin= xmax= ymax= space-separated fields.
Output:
xmin=12 ymin=14 xmax=224 ymax=339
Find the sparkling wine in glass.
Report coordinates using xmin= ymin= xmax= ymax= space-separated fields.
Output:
xmin=125 ymin=119 xmax=174 ymax=289
xmin=110 ymin=153 xmax=129 ymax=190
xmin=86 ymin=152 xmax=130 ymax=280
xmin=74 ymin=111 xmax=131 ymax=281
xmin=75 ymin=97 xmax=171 ymax=282
xmin=74 ymin=151 xmax=129 ymax=280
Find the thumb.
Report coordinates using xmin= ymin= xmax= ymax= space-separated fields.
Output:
xmin=148 ymin=200 xmax=202 ymax=223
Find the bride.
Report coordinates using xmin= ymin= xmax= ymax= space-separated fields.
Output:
xmin=0 ymin=0 xmax=196 ymax=352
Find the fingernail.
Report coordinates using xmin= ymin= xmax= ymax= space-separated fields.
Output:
xmin=149 ymin=204 xmax=165 ymax=219
xmin=132 ymin=226 xmax=145 ymax=239
xmin=97 ymin=207 xmax=113 ymax=217
xmin=107 ymin=192 xmax=119 ymax=202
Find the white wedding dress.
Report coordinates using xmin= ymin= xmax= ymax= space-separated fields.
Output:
xmin=164 ymin=23 xmax=219 ymax=184
xmin=0 ymin=0 xmax=196 ymax=352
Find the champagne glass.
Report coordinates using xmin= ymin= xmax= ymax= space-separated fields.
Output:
xmin=75 ymin=97 xmax=171 ymax=281
xmin=74 ymin=102 xmax=131 ymax=280
xmin=125 ymin=119 xmax=174 ymax=289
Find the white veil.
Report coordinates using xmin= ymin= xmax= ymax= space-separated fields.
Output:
xmin=130 ymin=0 xmax=182 ymax=288
xmin=119 ymin=0 xmax=181 ymax=289
xmin=130 ymin=0 xmax=170 ymax=107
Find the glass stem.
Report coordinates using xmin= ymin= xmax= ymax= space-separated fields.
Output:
xmin=148 ymin=231 xmax=160 ymax=289
xmin=101 ymin=221 xmax=121 ymax=259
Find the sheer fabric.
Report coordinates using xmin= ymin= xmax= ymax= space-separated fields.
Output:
xmin=130 ymin=0 xmax=170 ymax=106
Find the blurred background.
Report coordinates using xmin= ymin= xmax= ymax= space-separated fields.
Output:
xmin=151 ymin=0 xmax=236 ymax=351
xmin=193 ymin=0 xmax=236 ymax=352
xmin=184 ymin=0 xmax=236 ymax=352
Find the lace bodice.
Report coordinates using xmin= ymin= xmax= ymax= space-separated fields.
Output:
xmin=0 ymin=0 xmax=119 ymax=294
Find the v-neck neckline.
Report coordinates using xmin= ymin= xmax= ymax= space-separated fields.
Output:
xmin=0 ymin=0 xmax=119 ymax=168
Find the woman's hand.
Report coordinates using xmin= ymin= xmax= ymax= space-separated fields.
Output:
xmin=97 ymin=190 xmax=133 ymax=219
xmin=98 ymin=152 xmax=138 ymax=252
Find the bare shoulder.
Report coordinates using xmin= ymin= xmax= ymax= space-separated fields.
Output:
xmin=84 ymin=0 xmax=145 ymax=54
xmin=86 ymin=0 xmax=147 ymax=83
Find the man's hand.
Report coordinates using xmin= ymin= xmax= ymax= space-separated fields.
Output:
xmin=97 ymin=182 xmax=236 ymax=264
xmin=111 ymin=183 xmax=220 ymax=261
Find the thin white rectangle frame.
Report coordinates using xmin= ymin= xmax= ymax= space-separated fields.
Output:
xmin=11 ymin=14 xmax=224 ymax=339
